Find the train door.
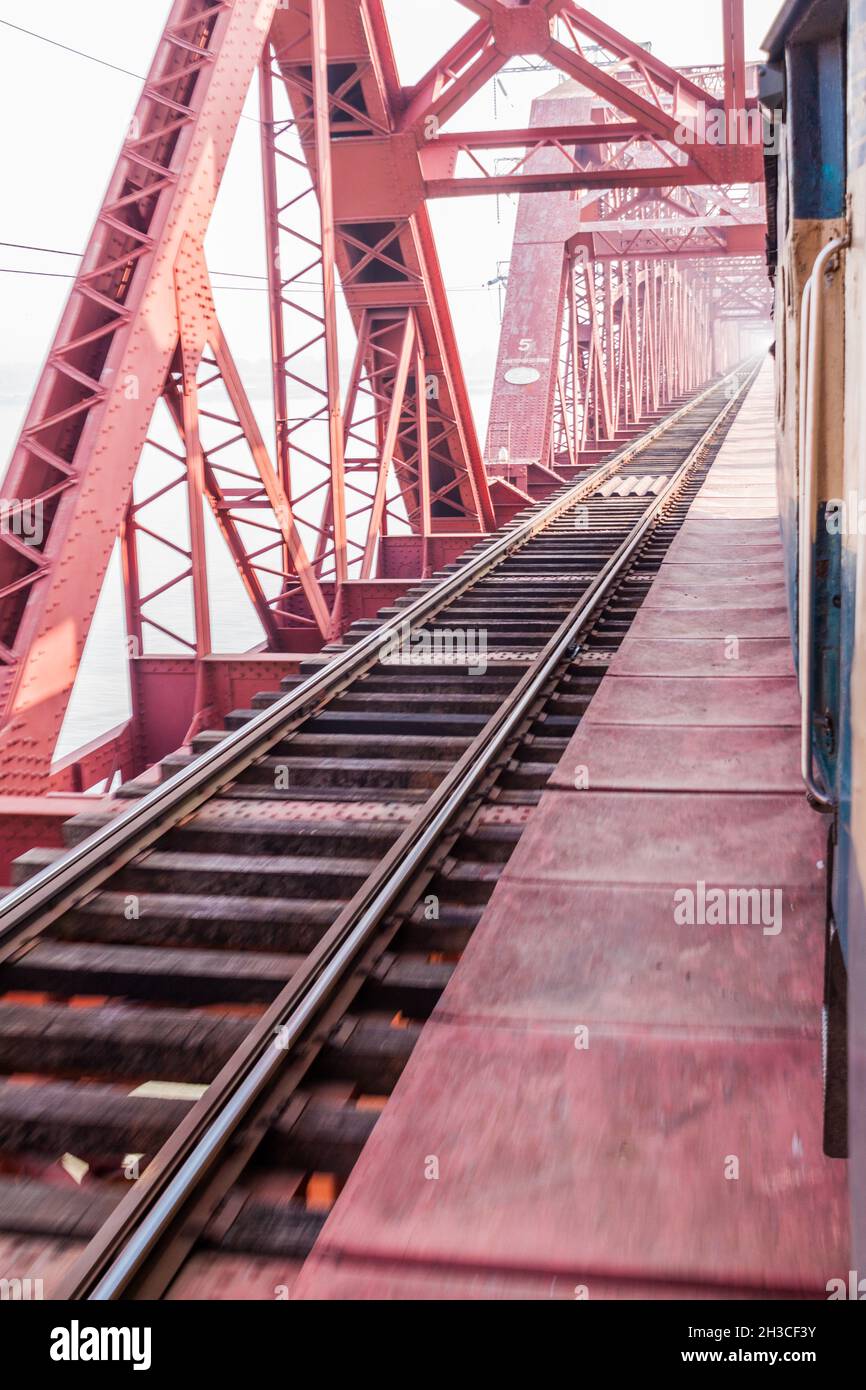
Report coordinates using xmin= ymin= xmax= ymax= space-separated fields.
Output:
xmin=770 ymin=0 xmax=848 ymax=1155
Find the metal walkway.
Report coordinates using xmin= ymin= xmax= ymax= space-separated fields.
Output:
xmin=292 ymin=363 xmax=849 ymax=1301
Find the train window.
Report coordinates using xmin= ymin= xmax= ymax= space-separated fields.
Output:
xmin=786 ymin=30 xmax=847 ymax=223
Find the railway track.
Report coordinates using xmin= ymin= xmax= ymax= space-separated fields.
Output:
xmin=0 ymin=364 xmax=758 ymax=1299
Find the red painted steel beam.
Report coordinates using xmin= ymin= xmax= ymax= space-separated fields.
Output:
xmin=0 ymin=0 xmax=290 ymax=794
xmin=546 ymin=37 xmax=684 ymax=143
xmin=0 ymin=796 xmax=111 ymax=880
xmin=558 ymin=3 xmax=715 ymax=111
xmin=583 ymin=223 xmax=765 ymax=261
xmin=723 ymin=0 xmax=748 ymax=119
xmin=427 ymin=123 xmax=659 ymax=150
xmin=266 ymin=1 xmax=496 ymax=544
xmin=398 ymin=18 xmax=506 ymax=134
xmin=310 ymin=0 xmax=349 ymax=590
xmin=424 ymin=162 xmax=757 ymax=199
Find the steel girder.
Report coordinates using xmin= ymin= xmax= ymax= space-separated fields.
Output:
xmin=262 ymin=2 xmax=497 ymax=614
xmin=0 ymin=0 xmax=765 ymax=793
xmin=485 ymin=64 xmax=770 ymax=475
xmin=418 ymin=0 xmax=763 ymax=195
xmin=0 ymin=1 xmax=299 ymax=794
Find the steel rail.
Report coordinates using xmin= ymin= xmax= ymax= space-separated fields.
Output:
xmin=58 ymin=361 xmax=760 ymax=1300
xmin=0 ymin=364 xmax=752 ymax=967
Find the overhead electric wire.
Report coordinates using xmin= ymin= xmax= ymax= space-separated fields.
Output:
xmin=0 ymin=18 xmax=261 ymax=124
xmin=0 ymin=241 xmax=496 ymax=293
xmin=0 ymin=265 xmax=496 ymax=293
xmin=0 ymin=19 xmax=145 ymax=80
xmin=0 ymin=267 xmax=72 ymax=279
xmin=0 ymin=240 xmax=82 ymax=258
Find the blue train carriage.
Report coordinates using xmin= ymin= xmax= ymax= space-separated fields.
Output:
xmin=762 ymin=0 xmax=864 ymax=1265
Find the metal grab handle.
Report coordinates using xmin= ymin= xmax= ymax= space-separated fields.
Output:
xmin=798 ymin=236 xmax=847 ymax=811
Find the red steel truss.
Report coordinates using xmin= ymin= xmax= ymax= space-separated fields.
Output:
xmin=0 ymin=0 xmax=767 ymax=803
xmin=485 ymin=73 xmax=770 ymax=477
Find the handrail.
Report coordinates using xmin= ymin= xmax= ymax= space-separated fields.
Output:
xmin=798 ymin=235 xmax=847 ymax=812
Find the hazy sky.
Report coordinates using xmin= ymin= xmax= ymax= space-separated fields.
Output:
xmin=0 ymin=0 xmax=781 ymax=448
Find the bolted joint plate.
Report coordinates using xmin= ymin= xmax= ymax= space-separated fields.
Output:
xmin=490 ymin=6 xmax=554 ymax=59
xmin=331 ymin=132 xmax=425 ymax=220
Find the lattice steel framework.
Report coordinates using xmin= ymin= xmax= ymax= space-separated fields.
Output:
xmin=0 ymin=0 xmax=765 ymax=794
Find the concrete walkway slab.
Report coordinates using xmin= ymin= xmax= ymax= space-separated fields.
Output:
xmin=295 ymin=362 xmax=848 ymax=1301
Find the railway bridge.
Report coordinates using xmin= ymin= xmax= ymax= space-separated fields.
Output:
xmin=0 ymin=0 xmax=853 ymax=1308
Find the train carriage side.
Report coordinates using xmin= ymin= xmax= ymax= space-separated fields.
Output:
xmin=763 ymin=0 xmax=866 ymax=1267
